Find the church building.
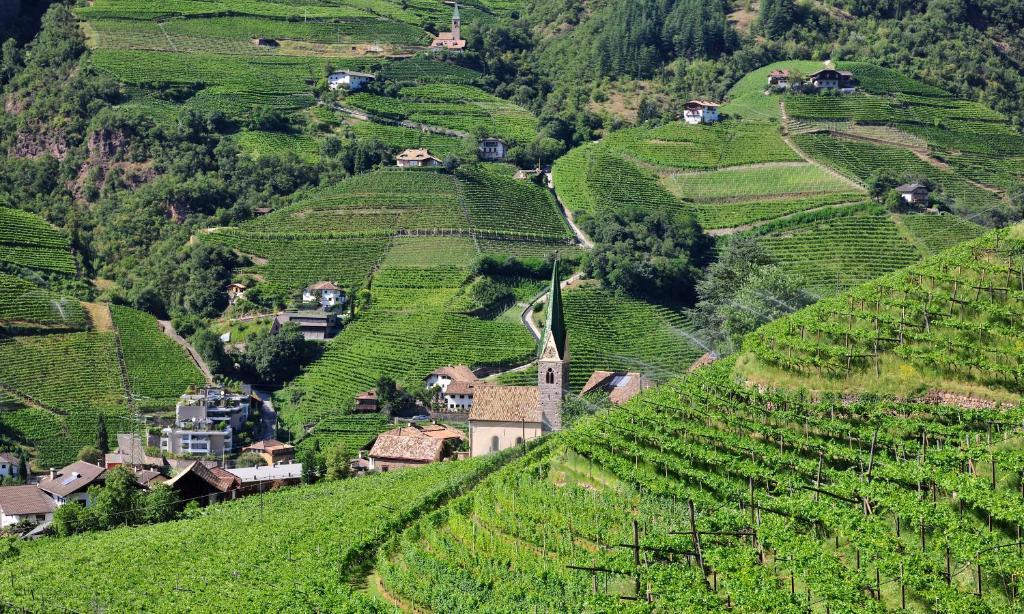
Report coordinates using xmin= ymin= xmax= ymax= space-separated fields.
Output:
xmin=468 ymin=261 xmax=568 ymax=456
xmin=430 ymin=3 xmax=466 ymax=51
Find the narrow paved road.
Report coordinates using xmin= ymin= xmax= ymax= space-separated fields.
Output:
xmin=158 ymin=319 xmax=215 ymax=383
xmin=519 ymin=272 xmax=584 ymax=342
xmin=252 ymin=389 xmax=278 ymax=441
xmin=545 ymin=171 xmax=594 ymax=248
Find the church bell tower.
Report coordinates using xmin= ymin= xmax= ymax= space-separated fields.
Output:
xmin=537 ymin=259 xmax=568 ymax=433
xmin=451 ymin=3 xmax=461 ymax=41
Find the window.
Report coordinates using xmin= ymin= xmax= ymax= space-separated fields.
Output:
xmin=545 ymin=368 xmax=554 ymax=384
xmin=490 ymin=436 xmax=500 ymax=452
xmin=515 ymin=437 xmax=523 ymax=445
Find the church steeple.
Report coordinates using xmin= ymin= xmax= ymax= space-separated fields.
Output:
xmin=537 ymin=259 xmax=568 ymax=433
xmin=539 ymin=259 xmax=566 ymax=361
xmin=451 ymin=2 xmax=461 ymax=41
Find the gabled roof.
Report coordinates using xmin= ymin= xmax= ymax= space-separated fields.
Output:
xmin=580 ymin=371 xmax=651 ymax=405
xmin=684 ymin=100 xmax=720 ymax=108
xmin=896 ymin=183 xmax=928 ymax=192
xmin=420 ymin=423 xmax=466 ymax=441
xmin=243 ymin=439 xmax=294 ymax=453
xmin=227 ymin=463 xmax=303 ymax=483
xmin=539 ymin=260 xmax=567 ymax=361
xmin=165 ymin=461 xmax=238 ymax=493
xmin=355 ymin=389 xmax=378 ymax=401
xmin=37 ymin=461 xmax=106 ymax=498
xmin=0 ymin=452 xmax=19 ymax=464
xmin=330 ymin=70 xmax=375 ymax=79
xmin=0 ymin=485 xmax=56 ymax=515
xmin=429 ymin=365 xmax=478 ymax=382
xmin=397 ymin=148 xmax=442 ymax=162
xmin=307 ymin=281 xmax=341 ymax=291
xmin=769 ymin=69 xmax=790 ymax=77
xmin=469 ymin=386 xmax=540 ymax=423
xmin=445 ymin=380 xmax=477 ymax=395
xmin=369 ymin=429 xmax=444 ymax=463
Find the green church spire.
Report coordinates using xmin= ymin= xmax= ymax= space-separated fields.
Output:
xmin=452 ymin=2 xmax=460 ymax=21
xmin=540 ymin=259 xmax=566 ymax=360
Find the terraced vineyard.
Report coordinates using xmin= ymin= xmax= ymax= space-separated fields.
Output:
xmin=794 ymin=134 xmax=1006 ymax=219
xmin=0 ymin=206 xmax=77 ymax=275
xmin=739 ymin=224 xmax=1024 ymax=401
xmin=0 ymin=272 xmax=87 ymax=329
xmin=753 ymin=207 xmax=923 ymax=295
xmin=455 ymin=164 xmax=571 ymax=239
xmin=896 ymin=213 xmax=985 ymax=256
xmin=347 ymin=84 xmax=539 ymax=143
xmin=3 ymin=448 xmax=521 ymax=612
xmin=236 ymin=130 xmax=321 ymax=163
xmin=110 ymin=305 xmax=205 ymax=409
xmin=664 ymin=163 xmax=856 ymax=201
xmin=349 ymin=120 xmax=468 ymax=157
xmin=555 ymin=285 xmax=704 ymax=390
xmin=0 ymin=331 xmax=132 ymax=465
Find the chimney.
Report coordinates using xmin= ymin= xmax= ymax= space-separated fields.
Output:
xmin=49 ymin=468 xmax=56 ymax=480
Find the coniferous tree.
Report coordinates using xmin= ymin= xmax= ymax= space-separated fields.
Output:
xmin=95 ymin=414 xmax=109 ymax=454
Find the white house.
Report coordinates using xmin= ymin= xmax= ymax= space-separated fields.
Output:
xmin=425 ymin=365 xmax=477 ymax=394
xmin=682 ymin=100 xmax=720 ymax=125
xmin=37 ymin=461 xmax=106 ymax=507
xmin=327 ymin=70 xmax=375 ymax=91
xmin=478 ymin=137 xmax=508 ymax=161
xmin=0 ymin=486 xmax=56 ymax=529
xmin=0 ymin=452 xmax=20 ymax=479
xmin=302 ymin=281 xmax=344 ymax=309
xmin=896 ymin=183 xmax=930 ymax=206
xmin=396 ymin=148 xmax=442 ymax=168
xmin=808 ymin=68 xmax=856 ymax=93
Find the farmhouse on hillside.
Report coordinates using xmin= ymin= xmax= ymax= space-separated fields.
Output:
xmin=430 ymin=2 xmax=466 ymax=51
xmin=273 ymin=310 xmax=339 ymax=340
xmin=768 ymin=69 xmax=791 ymax=87
xmin=327 ymin=70 xmax=375 ymax=91
xmin=226 ymin=282 xmax=247 ymax=304
xmin=0 ymin=486 xmax=56 ymax=529
xmin=808 ymin=68 xmax=856 ymax=93
xmin=897 ymin=183 xmax=930 ymax=206
xmin=302 ymin=281 xmax=344 ymax=309
xmin=396 ymin=148 xmax=442 ymax=168
xmin=0 ymin=452 xmax=20 ymax=479
xmin=425 ymin=365 xmax=479 ymax=410
xmin=354 ymin=389 xmax=379 ymax=413
xmin=580 ymin=371 xmax=652 ymax=405
xmin=469 ymin=261 xmax=568 ymax=456
xmin=682 ymin=100 xmax=720 ymax=125
xmin=37 ymin=461 xmax=106 ymax=507
xmin=478 ymin=137 xmax=507 ymax=161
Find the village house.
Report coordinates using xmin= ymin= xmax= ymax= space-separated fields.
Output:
xmin=425 ymin=365 xmax=477 ymax=393
xmin=418 ymin=423 xmax=466 ymax=447
xmin=242 ymin=439 xmax=296 ymax=466
xmin=430 ymin=3 xmax=466 ymax=51
xmin=226 ymin=282 xmax=247 ymax=304
xmin=442 ymin=379 xmax=478 ymax=410
xmin=327 ymin=70 xmax=375 ymax=91
xmin=424 ymin=365 xmax=480 ymax=410
xmin=0 ymin=452 xmax=20 ymax=479
xmin=896 ymin=183 xmax=930 ymax=206
xmin=808 ymin=68 xmax=856 ymax=93
xmin=580 ymin=371 xmax=652 ymax=405
xmin=768 ymin=69 xmax=791 ymax=87
xmin=273 ymin=310 xmax=339 ymax=341
xmin=354 ymin=389 xmax=380 ymax=413
xmin=478 ymin=137 xmax=507 ymax=161
xmin=469 ymin=261 xmax=568 ymax=456
xmin=164 ymin=461 xmax=240 ymax=506
xmin=682 ymin=100 xmax=720 ymax=125
xmin=37 ymin=461 xmax=106 ymax=507
xmin=368 ymin=426 xmax=446 ymax=471
xmin=0 ymin=486 xmax=56 ymax=529
xmin=227 ymin=462 xmax=303 ymax=496
xmin=302 ymin=281 xmax=345 ymax=309
xmin=396 ymin=148 xmax=442 ymax=168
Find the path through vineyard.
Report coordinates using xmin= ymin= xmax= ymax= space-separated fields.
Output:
xmin=158 ymin=319 xmax=214 ymax=383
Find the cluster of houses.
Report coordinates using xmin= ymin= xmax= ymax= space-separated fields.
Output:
xmin=348 ymin=262 xmax=652 ymax=467
xmin=395 ymin=136 xmax=508 ymax=169
xmin=767 ymin=67 xmax=858 ymax=94
xmin=0 ymin=433 xmax=302 ymax=533
xmin=159 ymin=385 xmax=255 ymax=457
